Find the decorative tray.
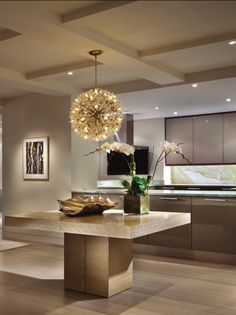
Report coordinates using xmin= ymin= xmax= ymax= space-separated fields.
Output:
xmin=58 ymin=196 xmax=118 ymax=216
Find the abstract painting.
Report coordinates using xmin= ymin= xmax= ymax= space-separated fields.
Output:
xmin=23 ymin=137 xmax=49 ymax=179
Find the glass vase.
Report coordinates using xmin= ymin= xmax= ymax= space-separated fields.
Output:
xmin=123 ymin=193 xmax=150 ymax=215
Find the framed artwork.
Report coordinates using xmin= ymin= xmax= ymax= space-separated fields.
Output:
xmin=23 ymin=137 xmax=49 ymax=180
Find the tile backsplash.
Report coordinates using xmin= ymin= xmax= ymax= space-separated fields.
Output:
xmin=171 ymin=165 xmax=236 ymax=185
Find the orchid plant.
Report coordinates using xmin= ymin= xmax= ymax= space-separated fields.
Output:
xmin=86 ymin=141 xmax=190 ymax=196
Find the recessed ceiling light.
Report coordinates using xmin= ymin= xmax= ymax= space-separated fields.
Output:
xmin=154 ymin=106 xmax=159 ymax=110
xmin=67 ymin=71 xmax=73 ymax=75
xmin=173 ymin=112 xmax=178 ymax=115
xmin=228 ymin=40 xmax=236 ymax=45
xmin=226 ymin=98 xmax=231 ymax=102
xmin=192 ymin=83 xmax=198 ymax=88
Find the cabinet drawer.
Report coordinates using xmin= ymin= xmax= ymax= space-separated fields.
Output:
xmin=192 ymin=197 xmax=236 ymax=254
xmin=150 ymin=195 xmax=191 ymax=212
xmin=147 ymin=195 xmax=191 ymax=249
xmin=148 ymin=224 xmax=191 ymax=249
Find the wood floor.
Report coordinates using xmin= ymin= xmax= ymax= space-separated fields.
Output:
xmin=0 ymin=242 xmax=236 ymax=315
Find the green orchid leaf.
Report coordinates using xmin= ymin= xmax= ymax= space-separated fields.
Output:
xmin=121 ymin=179 xmax=131 ymax=192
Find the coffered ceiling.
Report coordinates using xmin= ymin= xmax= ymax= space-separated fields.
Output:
xmin=0 ymin=0 xmax=235 ymax=118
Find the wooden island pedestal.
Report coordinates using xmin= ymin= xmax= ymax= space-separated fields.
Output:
xmin=5 ymin=210 xmax=190 ymax=297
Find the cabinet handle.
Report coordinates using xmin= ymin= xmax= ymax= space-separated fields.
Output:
xmin=204 ymin=198 xmax=226 ymax=202
xmin=159 ymin=197 xmax=179 ymax=201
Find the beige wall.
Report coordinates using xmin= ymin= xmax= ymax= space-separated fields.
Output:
xmin=71 ymin=132 xmax=98 ymax=191
xmin=3 ymin=93 xmax=71 ymax=214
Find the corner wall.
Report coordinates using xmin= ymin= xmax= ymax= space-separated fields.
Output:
xmin=2 ymin=93 xmax=71 ymax=215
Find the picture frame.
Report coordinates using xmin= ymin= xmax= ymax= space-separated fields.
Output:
xmin=23 ymin=137 xmax=49 ymax=180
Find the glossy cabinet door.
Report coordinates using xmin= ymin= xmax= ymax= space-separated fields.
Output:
xmin=193 ymin=114 xmax=223 ymax=164
xmin=147 ymin=195 xmax=192 ymax=249
xmin=192 ymin=197 xmax=236 ymax=254
xmin=223 ymin=112 xmax=236 ymax=163
xmin=165 ymin=117 xmax=193 ymax=165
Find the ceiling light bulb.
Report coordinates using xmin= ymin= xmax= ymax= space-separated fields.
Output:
xmin=192 ymin=83 xmax=198 ymax=88
xmin=67 ymin=71 xmax=73 ymax=75
xmin=228 ymin=40 xmax=236 ymax=45
xmin=226 ymin=98 xmax=231 ymax=102
xmin=173 ymin=112 xmax=178 ymax=115
xmin=154 ymin=106 xmax=159 ymax=110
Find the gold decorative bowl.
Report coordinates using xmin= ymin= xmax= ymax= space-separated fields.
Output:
xmin=58 ymin=196 xmax=118 ymax=216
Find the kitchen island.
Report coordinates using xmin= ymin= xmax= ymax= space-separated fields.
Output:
xmin=5 ymin=209 xmax=190 ymax=297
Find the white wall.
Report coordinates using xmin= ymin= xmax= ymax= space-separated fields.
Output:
xmin=3 ymin=93 xmax=71 ymax=214
xmin=71 ymin=132 xmax=98 ymax=191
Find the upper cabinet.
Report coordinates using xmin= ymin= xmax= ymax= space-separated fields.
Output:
xmin=165 ymin=117 xmax=193 ymax=165
xmin=223 ymin=112 xmax=236 ymax=164
xmin=193 ymin=114 xmax=223 ymax=164
xmin=166 ymin=112 xmax=235 ymax=165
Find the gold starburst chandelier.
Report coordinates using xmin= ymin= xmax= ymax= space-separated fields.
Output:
xmin=70 ymin=50 xmax=124 ymax=141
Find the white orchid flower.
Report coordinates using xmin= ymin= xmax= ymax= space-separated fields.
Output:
xmin=101 ymin=142 xmax=111 ymax=153
xmin=119 ymin=143 xmax=135 ymax=156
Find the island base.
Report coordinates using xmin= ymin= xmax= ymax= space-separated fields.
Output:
xmin=64 ymin=233 xmax=133 ymax=297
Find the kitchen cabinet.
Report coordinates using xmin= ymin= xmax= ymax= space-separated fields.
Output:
xmin=165 ymin=116 xmax=193 ymax=165
xmin=193 ymin=114 xmax=223 ymax=164
xmin=147 ymin=195 xmax=191 ymax=249
xmin=192 ymin=197 xmax=236 ymax=254
xmin=223 ymin=112 xmax=236 ymax=163
xmin=165 ymin=112 xmax=229 ymax=165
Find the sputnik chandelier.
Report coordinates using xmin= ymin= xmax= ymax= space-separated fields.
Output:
xmin=70 ymin=50 xmax=124 ymax=141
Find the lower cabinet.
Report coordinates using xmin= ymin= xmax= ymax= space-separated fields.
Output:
xmin=135 ymin=195 xmax=192 ymax=248
xmin=192 ymin=197 xmax=236 ymax=254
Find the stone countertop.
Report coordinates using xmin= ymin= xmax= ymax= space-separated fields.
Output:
xmin=72 ymin=189 xmax=236 ymax=198
xmin=4 ymin=210 xmax=190 ymax=239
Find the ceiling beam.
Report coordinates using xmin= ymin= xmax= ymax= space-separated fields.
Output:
xmin=139 ymin=31 xmax=236 ymax=59
xmin=0 ymin=2 xmax=185 ymax=86
xmin=186 ymin=65 xmax=236 ymax=83
xmin=76 ymin=27 xmax=185 ymax=85
xmin=26 ymin=60 xmax=101 ymax=80
xmin=0 ymin=66 xmax=78 ymax=96
xmin=61 ymin=1 xmax=136 ymax=23
xmin=102 ymin=79 xmax=160 ymax=94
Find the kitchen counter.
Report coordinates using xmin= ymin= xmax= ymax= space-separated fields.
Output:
xmin=73 ymin=189 xmax=236 ymax=198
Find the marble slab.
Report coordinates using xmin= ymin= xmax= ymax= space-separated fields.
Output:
xmin=5 ymin=210 xmax=190 ymax=239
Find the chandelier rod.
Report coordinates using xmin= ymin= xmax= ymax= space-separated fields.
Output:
xmin=89 ymin=49 xmax=103 ymax=89
xmin=95 ymin=53 xmax=97 ymax=88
